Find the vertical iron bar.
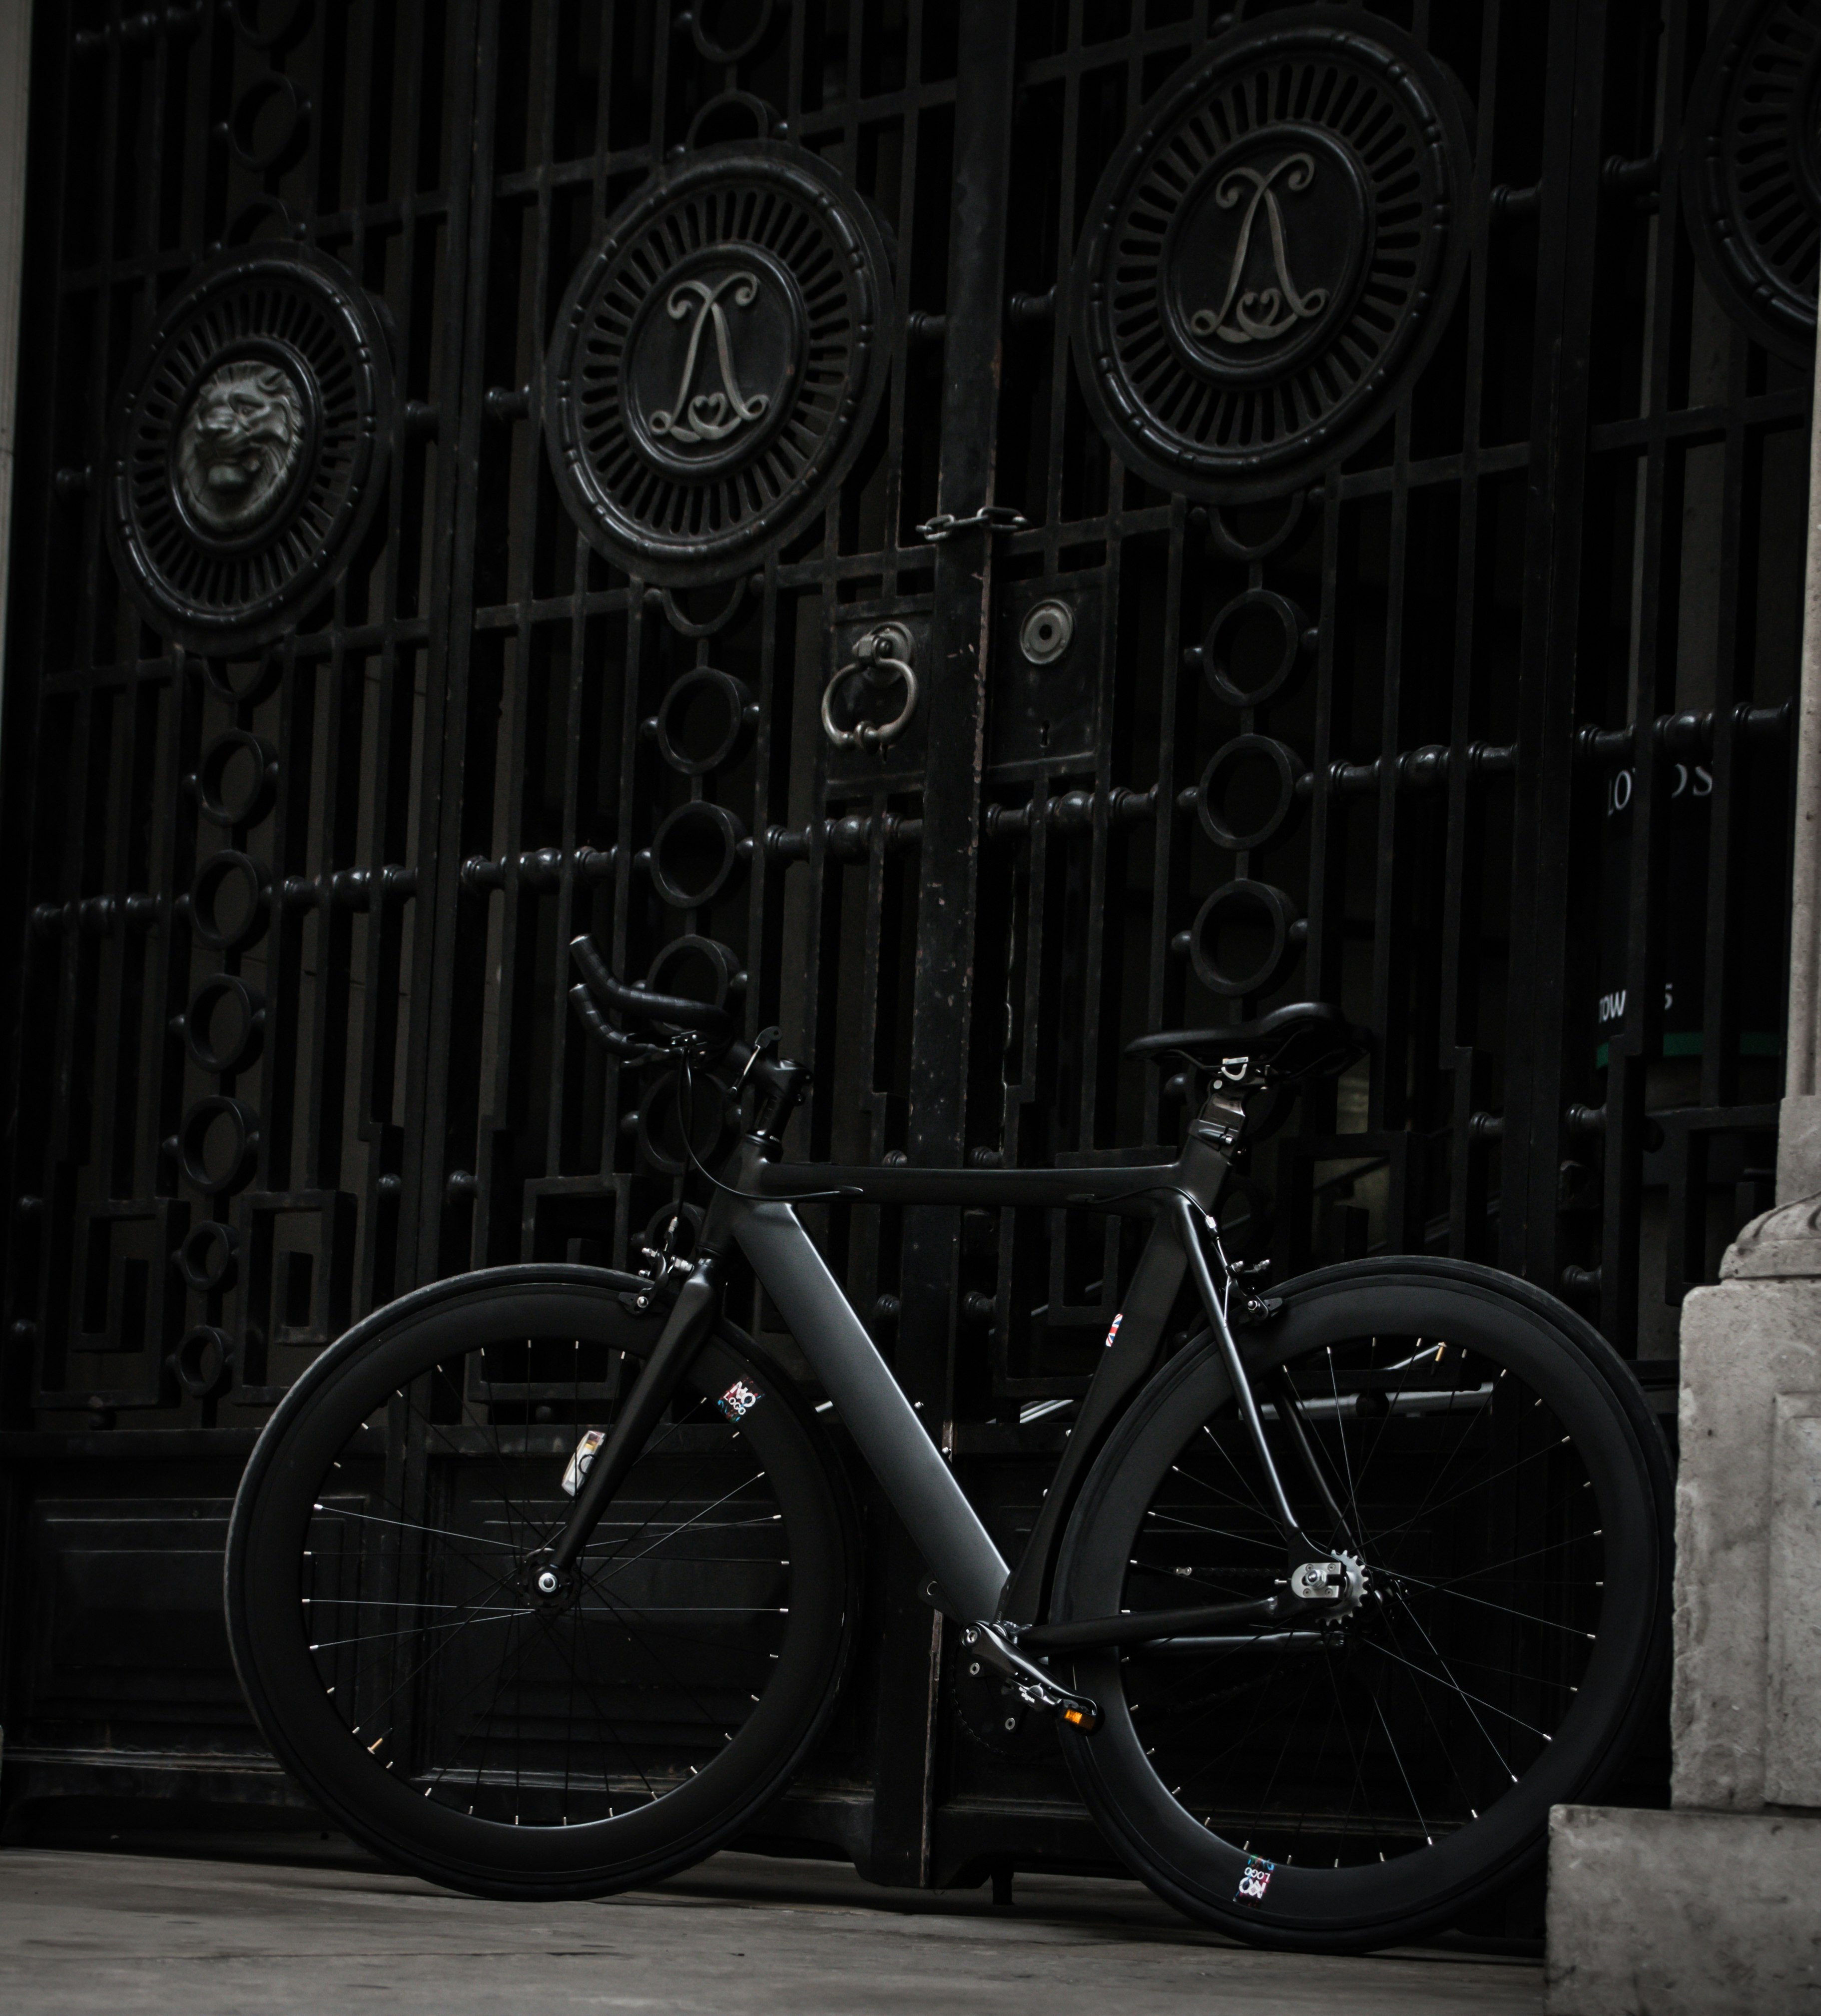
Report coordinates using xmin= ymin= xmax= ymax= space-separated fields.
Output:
xmin=1502 ymin=0 xmax=1609 ymax=1291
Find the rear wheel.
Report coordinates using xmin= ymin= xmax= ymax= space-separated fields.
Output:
xmin=227 ymin=1265 xmax=852 ymax=1898
xmin=1054 ymin=1258 xmax=1670 ymax=1949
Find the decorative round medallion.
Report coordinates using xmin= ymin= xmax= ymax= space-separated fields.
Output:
xmin=544 ymin=143 xmax=891 ymax=584
xmin=175 ymin=359 xmax=309 ymax=535
xmin=1070 ymin=8 xmax=1471 ymax=501
xmin=106 ymin=245 xmax=393 ymax=652
xmin=1683 ymin=0 xmax=1821 ymax=363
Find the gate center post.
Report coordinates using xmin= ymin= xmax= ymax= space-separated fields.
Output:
xmin=861 ymin=4 xmax=1020 ymax=1894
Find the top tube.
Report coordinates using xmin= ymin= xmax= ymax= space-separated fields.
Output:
xmin=750 ymin=1155 xmax=1184 ymax=1213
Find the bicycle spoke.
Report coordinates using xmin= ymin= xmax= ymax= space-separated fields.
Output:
xmin=1392 ymin=1571 xmax=1598 ymax=1639
xmin=311 ymin=1500 xmax=520 ymax=1553
xmin=1363 ymin=1631 xmax=1553 ymax=1746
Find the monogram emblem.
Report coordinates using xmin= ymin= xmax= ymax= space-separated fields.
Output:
xmin=647 ymin=272 xmax=771 ymax=444
xmin=1682 ymin=0 xmax=1821 ymax=364
xmin=1071 ymin=21 xmax=1469 ymax=501
xmin=544 ymin=146 xmax=890 ymax=583
xmin=1191 ymin=155 xmax=1329 ymax=347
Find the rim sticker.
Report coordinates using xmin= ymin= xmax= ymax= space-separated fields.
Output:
xmin=1235 ymin=1854 xmax=1275 ymax=1906
xmin=718 ymin=1380 xmax=760 ymax=1422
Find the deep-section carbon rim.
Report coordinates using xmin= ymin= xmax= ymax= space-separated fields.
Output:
xmin=1055 ymin=1263 xmax=1669 ymax=1948
xmin=227 ymin=1268 xmax=850 ymax=1896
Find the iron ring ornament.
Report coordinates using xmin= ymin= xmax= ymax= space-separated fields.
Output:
xmin=1069 ymin=8 xmax=1472 ymax=501
xmin=544 ymin=143 xmax=892 ymax=585
xmin=1682 ymin=0 xmax=1821 ymax=363
xmin=821 ymin=623 xmax=919 ymax=751
xmin=105 ymin=245 xmax=393 ymax=653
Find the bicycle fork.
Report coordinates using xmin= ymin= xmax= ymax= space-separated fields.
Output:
xmin=538 ymin=1253 xmax=724 ymax=1585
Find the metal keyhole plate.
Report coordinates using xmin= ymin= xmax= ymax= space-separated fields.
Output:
xmin=1020 ymin=598 xmax=1074 ymax=665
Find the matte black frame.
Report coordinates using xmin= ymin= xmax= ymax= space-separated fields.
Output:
xmin=671 ymin=1121 xmax=1210 ymax=1633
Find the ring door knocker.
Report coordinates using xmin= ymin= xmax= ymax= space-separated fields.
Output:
xmin=821 ymin=621 xmax=918 ymax=751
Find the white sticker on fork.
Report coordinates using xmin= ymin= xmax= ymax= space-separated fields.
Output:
xmin=561 ymin=1428 xmax=606 ymax=1497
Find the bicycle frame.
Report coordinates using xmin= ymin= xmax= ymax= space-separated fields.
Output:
xmin=546 ymin=1087 xmax=1334 ymax=1652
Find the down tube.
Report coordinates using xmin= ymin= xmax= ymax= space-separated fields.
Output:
xmin=734 ymin=1200 xmax=1011 ymax=1619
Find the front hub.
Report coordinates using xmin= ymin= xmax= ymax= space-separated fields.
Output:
xmin=517 ymin=1559 xmax=579 ymax=1614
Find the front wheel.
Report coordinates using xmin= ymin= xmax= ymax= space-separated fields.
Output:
xmin=1053 ymin=1257 xmax=1671 ymax=1950
xmin=226 ymin=1265 xmax=853 ymax=1898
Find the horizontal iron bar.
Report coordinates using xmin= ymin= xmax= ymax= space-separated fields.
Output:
xmin=461 ymin=846 xmax=616 ymax=893
xmin=1273 ymin=744 xmax=1517 ymax=803
xmin=29 ymin=865 xmax=421 ymax=933
xmin=985 ymin=785 xmax=1158 ymax=837
xmin=1575 ymin=701 xmax=1791 ymax=763
xmin=764 ymin=814 xmax=923 ymax=862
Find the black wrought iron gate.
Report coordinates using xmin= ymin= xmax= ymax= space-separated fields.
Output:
xmin=2 ymin=0 xmax=1814 ymax=1893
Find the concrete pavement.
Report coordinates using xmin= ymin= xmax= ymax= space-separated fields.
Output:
xmin=0 ymin=1845 xmax=1542 ymax=2015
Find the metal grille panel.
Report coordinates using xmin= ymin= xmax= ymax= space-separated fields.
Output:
xmin=0 ymin=0 xmax=1808 ymax=1893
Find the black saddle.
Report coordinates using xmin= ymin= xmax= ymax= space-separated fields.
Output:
xmin=1126 ymin=1002 xmax=1366 ymax=1083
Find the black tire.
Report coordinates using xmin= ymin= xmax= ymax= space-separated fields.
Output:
xmin=226 ymin=1265 xmax=853 ymax=1899
xmin=1053 ymin=1257 xmax=1671 ymax=1951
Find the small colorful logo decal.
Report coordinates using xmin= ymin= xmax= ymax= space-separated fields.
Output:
xmin=718 ymin=1380 xmax=760 ymax=1422
xmin=1235 ymin=1854 xmax=1275 ymax=1906
xmin=1104 ymin=1312 xmax=1124 ymax=1349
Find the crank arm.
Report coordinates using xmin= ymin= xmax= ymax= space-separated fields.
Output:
xmin=961 ymin=1621 xmax=1101 ymax=1731
xmin=544 ymin=1254 xmax=721 ymax=1574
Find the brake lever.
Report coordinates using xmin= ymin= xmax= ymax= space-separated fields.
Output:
xmin=734 ymin=1026 xmax=783 ymax=1095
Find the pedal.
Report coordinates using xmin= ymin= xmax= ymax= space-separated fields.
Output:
xmin=960 ymin=1622 xmax=1101 ymax=1733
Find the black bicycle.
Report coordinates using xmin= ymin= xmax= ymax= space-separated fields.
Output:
xmin=225 ymin=936 xmax=1672 ymax=1951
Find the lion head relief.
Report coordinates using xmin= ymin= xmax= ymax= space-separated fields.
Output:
xmin=174 ymin=359 xmax=307 ymax=537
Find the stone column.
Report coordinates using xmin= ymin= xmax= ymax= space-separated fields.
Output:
xmin=1545 ymin=343 xmax=1821 ymax=2014
xmin=0 ymin=0 xmax=32 ymax=737
xmin=1773 ymin=315 xmax=1821 ymax=1202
